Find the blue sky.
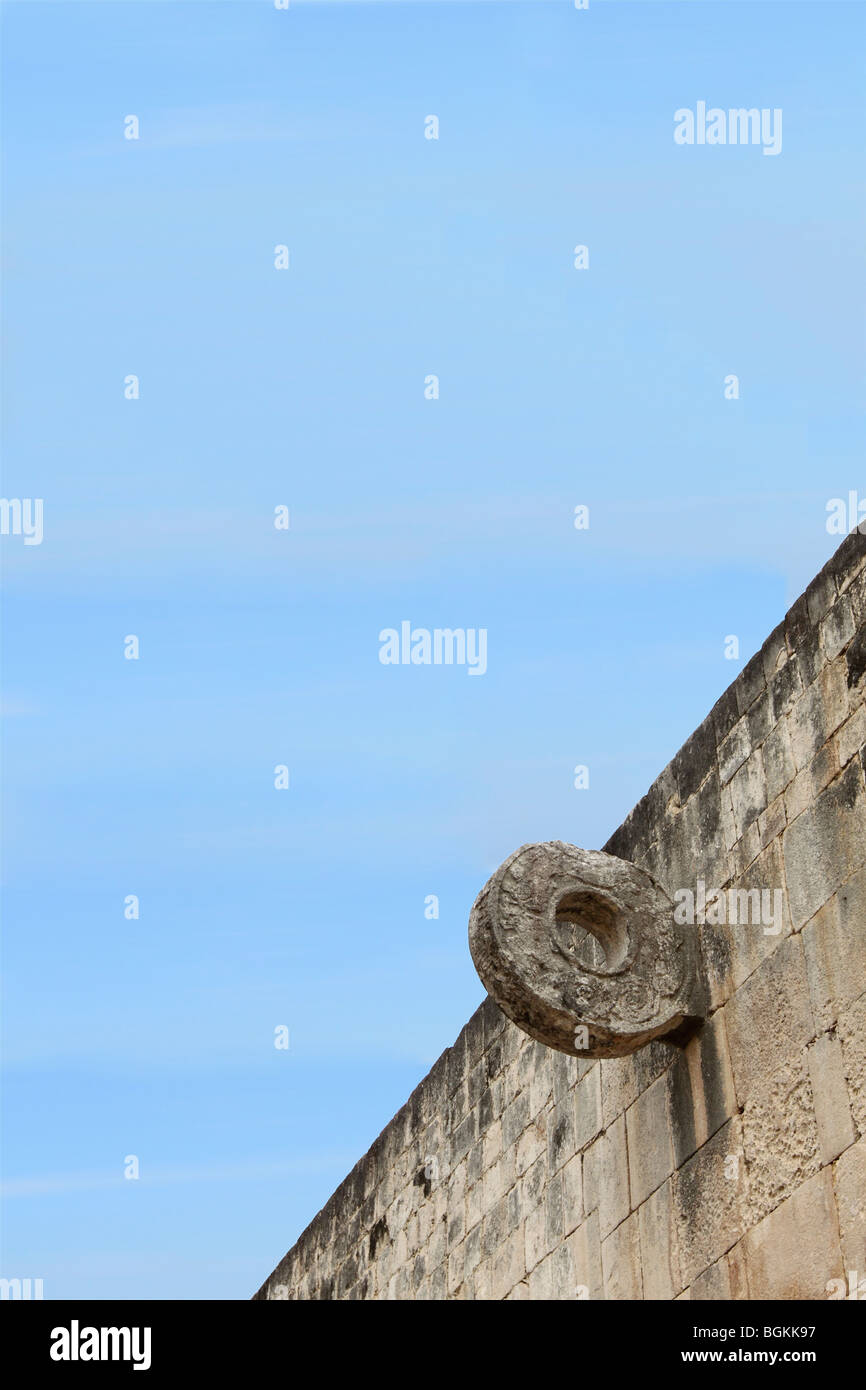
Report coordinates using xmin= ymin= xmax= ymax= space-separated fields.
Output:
xmin=1 ymin=0 xmax=863 ymax=1299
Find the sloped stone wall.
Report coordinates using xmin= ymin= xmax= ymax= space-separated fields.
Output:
xmin=255 ymin=529 xmax=866 ymax=1300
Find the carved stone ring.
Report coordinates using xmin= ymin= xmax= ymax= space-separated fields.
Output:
xmin=469 ymin=841 xmax=705 ymax=1058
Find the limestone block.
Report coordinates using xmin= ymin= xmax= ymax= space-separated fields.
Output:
xmin=547 ymin=1094 xmax=576 ymax=1175
xmin=481 ymin=1117 xmax=502 ymax=1174
xmin=761 ymin=622 xmax=789 ymax=684
xmin=672 ymin=716 xmax=716 ymax=805
xmin=637 ymin=1179 xmax=682 ymax=1300
xmin=696 ymin=1012 xmax=737 ymax=1141
xmin=724 ymin=933 xmax=815 ymax=1105
xmin=742 ymin=1168 xmax=843 ymax=1299
xmin=626 ymin=1073 xmax=675 ymax=1207
xmin=551 ymin=1048 xmax=582 ymax=1105
xmin=546 ymin=1169 xmax=564 ymax=1254
xmin=600 ymin=1054 xmax=639 ymax=1128
xmin=561 ymin=1151 xmax=583 ymax=1236
xmin=711 ymin=686 xmax=740 ymax=748
xmin=847 ymin=627 xmax=866 ymax=696
xmin=741 ymin=1056 xmax=821 ymax=1221
xmin=471 ymin=1256 xmax=492 ymax=1301
xmin=583 ymin=1114 xmax=629 ymax=1239
xmin=807 ymin=568 xmax=838 ymax=625
xmin=787 ymin=682 xmax=825 ymax=772
xmin=719 ymin=780 xmax=739 ymax=851
xmin=524 ymin=1193 xmax=552 ymax=1273
xmin=769 ymin=654 xmax=804 ymax=722
xmin=514 ymin=1116 xmax=546 ymax=1179
xmin=784 ymin=766 xmax=812 ymax=825
xmin=601 ymin=1211 xmax=642 ymax=1300
xmin=665 ymin=1049 xmax=700 ymax=1169
xmin=729 ymin=749 xmax=767 ymax=841
xmin=833 ymin=1134 xmax=866 ymax=1274
xmin=802 ymin=895 xmax=856 ymax=1033
xmin=565 ymin=1210 xmax=604 ymax=1300
xmin=836 ymin=704 xmax=866 ymax=770
xmin=672 ymin=1118 xmax=748 ymax=1288
xmin=484 ymin=1148 xmax=514 ymax=1208
xmin=806 ymin=1032 xmax=856 ymax=1164
xmin=690 ymin=1257 xmax=731 ymax=1299
xmin=837 ymin=992 xmax=866 ymax=1133
xmin=762 ymin=719 xmax=796 ymax=803
xmin=747 ymin=689 xmax=772 ymax=749
xmin=465 ymin=1176 xmax=483 ymax=1235
xmin=501 ymin=1090 xmax=530 ymax=1151
xmin=783 ymin=759 xmax=866 ymax=930
xmin=719 ymin=719 xmax=751 ymax=785
xmin=668 ymin=1008 xmax=737 ymax=1163
xmin=821 ymin=594 xmax=856 ymax=662
xmin=784 ymin=596 xmax=821 ymax=687
xmin=696 ymin=919 xmax=735 ymax=1012
xmin=463 ymin=1222 xmax=482 ymax=1281
xmin=846 ymin=555 xmax=866 ymax=621
xmin=731 ymin=820 xmax=761 ymax=878
xmin=727 ymin=1242 xmax=751 ymax=1299
xmin=756 ymin=792 xmax=786 ymax=852
xmin=736 ymin=652 xmax=767 ymax=718
xmin=726 ymin=838 xmax=792 ymax=993
xmin=665 ymin=771 xmax=730 ymax=897
xmin=527 ymin=1242 xmax=574 ymax=1301
xmin=490 ymin=1225 xmax=525 ymax=1300
xmin=821 ymin=654 xmax=852 ymax=733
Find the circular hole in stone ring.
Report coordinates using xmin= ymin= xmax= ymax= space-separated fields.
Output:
xmin=551 ymin=888 xmax=633 ymax=975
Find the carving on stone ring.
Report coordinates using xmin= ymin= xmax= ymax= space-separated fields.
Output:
xmin=468 ymin=841 xmax=705 ymax=1058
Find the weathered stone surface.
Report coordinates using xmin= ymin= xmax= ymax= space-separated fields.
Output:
xmin=822 ymin=593 xmax=856 ymax=662
xmin=788 ymin=681 xmax=826 ymax=772
xmin=573 ymin=1064 xmax=603 ymax=1150
xmin=490 ymin=1225 xmax=525 ymax=1299
xmin=724 ymin=932 xmax=815 ymax=1109
xmin=601 ymin=1211 xmax=642 ymax=1300
xmin=637 ymin=1179 xmax=681 ymax=1300
xmin=837 ymin=992 xmax=866 ymax=1134
xmin=802 ymin=865 xmax=866 ymax=1030
xmin=690 ymin=1256 xmax=731 ymax=1300
xmin=806 ymin=1032 xmax=856 ymax=1165
xmin=583 ymin=1114 xmax=629 ymax=1240
xmin=468 ymin=841 xmax=705 ymax=1058
xmin=736 ymin=651 xmax=767 ymax=718
xmin=719 ymin=718 xmax=751 ymax=785
xmin=600 ymin=1053 xmax=639 ymax=1128
xmin=671 ymin=1008 xmax=737 ymax=1159
xmin=783 ymin=758 xmax=866 ymax=930
xmin=526 ymin=1240 xmax=573 ymax=1300
xmin=561 ymin=1151 xmax=583 ymax=1236
xmin=673 ymin=717 xmax=715 ymax=806
xmin=761 ymin=622 xmax=789 ymax=684
xmin=672 ymin=1118 xmax=748 ymax=1288
xmin=565 ymin=1211 xmax=604 ymax=1300
xmin=836 ymin=704 xmax=866 ymax=770
xmin=761 ymin=718 xmax=796 ymax=803
xmin=741 ymin=1057 xmax=821 ymax=1221
xmin=729 ymin=750 xmax=767 ymax=840
xmin=626 ymin=1074 xmax=674 ymax=1207
xmin=725 ymin=838 xmax=792 ymax=992
xmin=833 ymin=1134 xmax=866 ymax=1274
xmin=742 ymin=1168 xmax=843 ymax=1299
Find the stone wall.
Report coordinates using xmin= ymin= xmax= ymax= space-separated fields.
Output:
xmin=254 ymin=529 xmax=866 ymax=1300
